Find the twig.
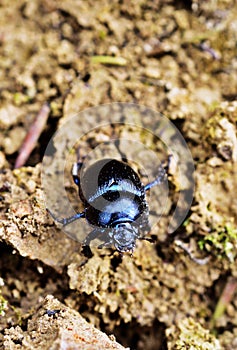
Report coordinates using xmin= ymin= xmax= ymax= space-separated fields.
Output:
xmin=14 ymin=103 xmax=50 ymax=168
xmin=211 ymin=276 xmax=237 ymax=329
xmin=175 ymin=239 xmax=210 ymax=265
xmin=198 ymin=41 xmax=220 ymax=60
xmin=91 ymin=55 xmax=127 ymax=66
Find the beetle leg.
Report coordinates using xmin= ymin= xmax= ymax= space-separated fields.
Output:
xmin=72 ymin=162 xmax=82 ymax=187
xmin=139 ymin=236 xmax=157 ymax=243
xmin=81 ymin=230 xmax=112 ymax=258
xmin=47 ymin=208 xmax=85 ymax=226
xmin=82 ymin=227 xmax=103 ymax=246
xmin=144 ymin=156 xmax=172 ymax=191
xmin=97 ymin=241 xmax=112 ymax=249
xmin=83 ymin=228 xmax=113 ymax=250
xmin=81 ymin=245 xmax=93 ymax=258
xmin=72 ymin=147 xmax=87 ymax=187
xmin=144 ymin=164 xmax=166 ymax=191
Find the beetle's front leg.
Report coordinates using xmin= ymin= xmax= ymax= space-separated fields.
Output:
xmin=139 ymin=235 xmax=157 ymax=244
xmin=83 ymin=227 xmax=111 ymax=247
xmin=81 ymin=228 xmax=102 ymax=258
xmin=82 ymin=228 xmax=113 ymax=256
xmin=97 ymin=240 xmax=113 ymax=249
xmin=82 ymin=227 xmax=101 ymax=246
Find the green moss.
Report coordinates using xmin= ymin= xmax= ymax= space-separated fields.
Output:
xmin=182 ymin=218 xmax=190 ymax=227
xmin=99 ymin=30 xmax=107 ymax=39
xmin=167 ymin=318 xmax=221 ymax=350
xmin=198 ymin=224 xmax=237 ymax=262
xmin=0 ymin=294 xmax=8 ymax=316
xmin=13 ymin=92 xmax=30 ymax=105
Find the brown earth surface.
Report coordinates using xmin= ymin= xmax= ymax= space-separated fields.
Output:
xmin=0 ymin=1 xmax=237 ymax=349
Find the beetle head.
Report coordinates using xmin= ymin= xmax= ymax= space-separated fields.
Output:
xmin=112 ymin=223 xmax=139 ymax=253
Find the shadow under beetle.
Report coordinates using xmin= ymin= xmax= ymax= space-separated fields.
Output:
xmin=48 ymin=156 xmax=167 ymax=256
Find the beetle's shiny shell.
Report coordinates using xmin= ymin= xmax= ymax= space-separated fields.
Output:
xmin=79 ymin=159 xmax=147 ymax=228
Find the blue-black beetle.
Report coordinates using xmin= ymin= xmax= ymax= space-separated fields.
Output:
xmin=49 ymin=157 xmax=167 ymax=255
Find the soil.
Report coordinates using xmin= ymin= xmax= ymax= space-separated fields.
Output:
xmin=0 ymin=1 xmax=237 ymax=349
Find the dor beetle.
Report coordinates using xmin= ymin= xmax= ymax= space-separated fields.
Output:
xmin=49 ymin=156 xmax=167 ymax=255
